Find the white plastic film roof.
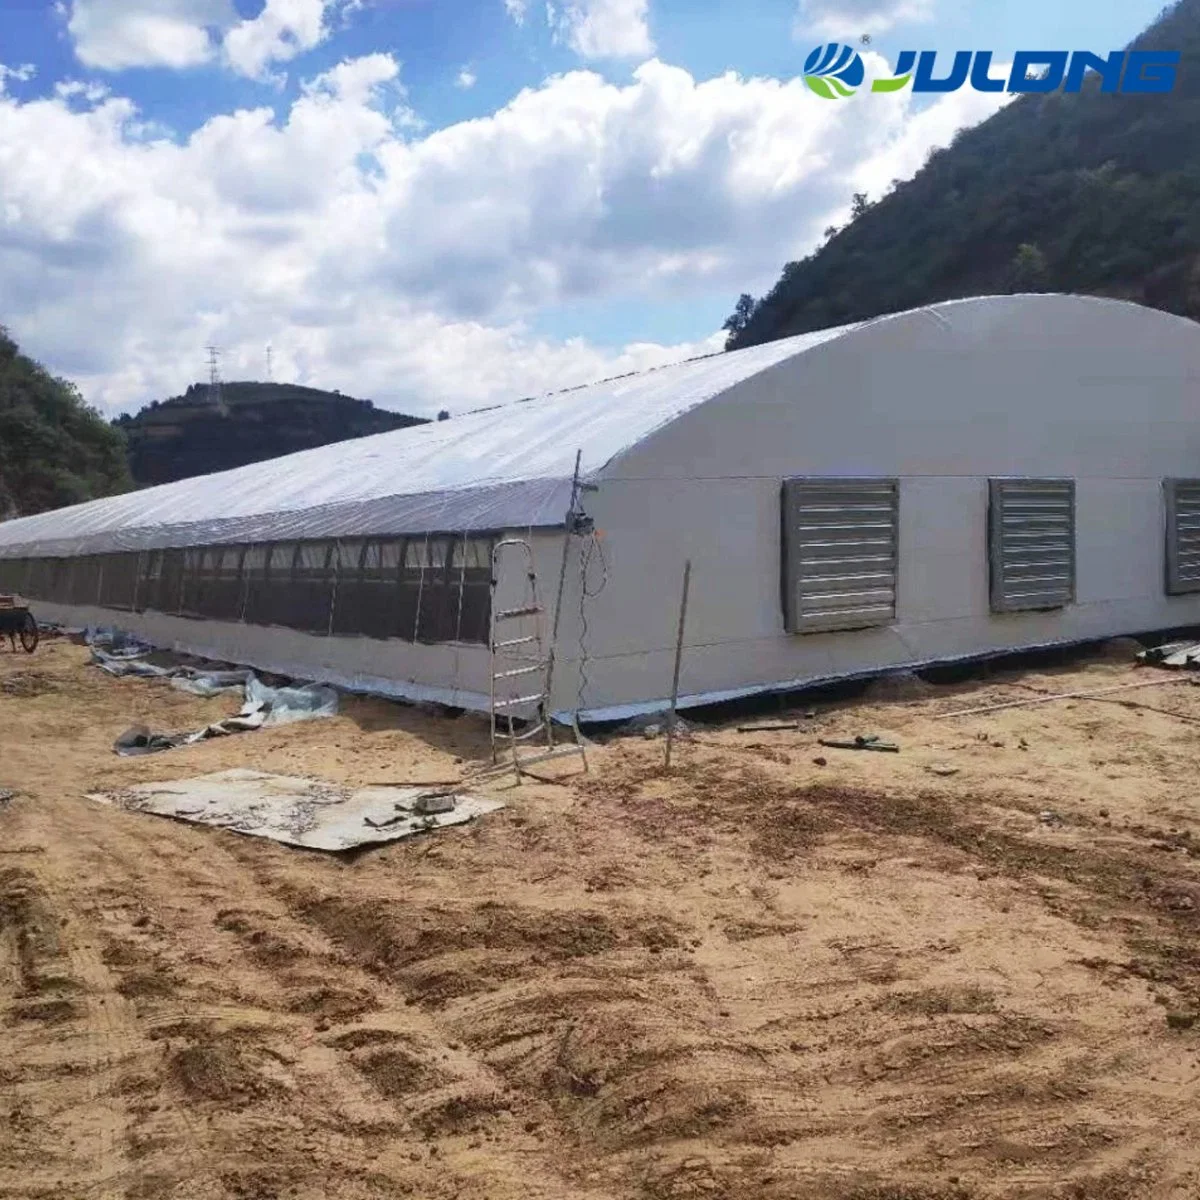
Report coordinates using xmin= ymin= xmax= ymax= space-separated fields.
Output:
xmin=0 ymin=320 xmax=864 ymax=559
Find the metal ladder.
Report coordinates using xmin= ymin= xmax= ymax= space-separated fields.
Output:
xmin=487 ymin=538 xmax=587 ymax=780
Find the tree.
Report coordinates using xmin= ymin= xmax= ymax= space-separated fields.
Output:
xmin=437 ymin=410 xmax=450 ymax=421
xmin=1008 ymin=242 xmax=1051 ymax=293
xmin=0 ymin=326 xmax=131 ymax=517
xmin=850 ymin=192 xmax=871 ymax=220
xmin=823 ymin=225 xmax=839 ymax=241
xmin=721 ymin=293 xmax=758 ymax=348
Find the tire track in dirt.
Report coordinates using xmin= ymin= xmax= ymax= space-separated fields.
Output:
xmin=211 ymin=827 xmax=818 ymax=1196
xmin=532 ymin=749 xmax=1200 ymax=1198
xmin=1 ymin=848 xmax=144 ymax=1200
xmin=48 ymin=799 xmax=610 ymax=1200
xmin=228 ymin=818 xmax=1042 ymax=1198
xmin=0 ymin=797 xmax=220 ymax=1200
xmin=8 ymin=643 xmax=1200 ymax=1199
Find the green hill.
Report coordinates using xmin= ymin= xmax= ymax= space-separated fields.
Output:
xmin=725 ymin=0 xmax=1200 ymax=350
xmin=114 ymin=382 xmax=429 ymax=487
xmin=0 ymin=327 xmax=131 ymax=520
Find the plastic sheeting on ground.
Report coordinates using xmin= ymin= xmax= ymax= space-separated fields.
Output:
xmin=111 ymin=679 xmax=339 ymax=756
xmin=171 ymin=669 xmax=254 ymax=697
xmin=88 ymin=630 xmax=340 ymax=755
xmin=87 ymin=769 xmax=505 ymax=851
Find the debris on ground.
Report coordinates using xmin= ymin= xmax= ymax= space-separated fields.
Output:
xmin=1139 ymin=641 xmax=1200 ymax=669
xmin=91 ymin=647 xmax=169 ymax=677
xmin=818 ymin=735 xmax=900 ymax=753
xmin=171 ymin=669 xmax=255 ymax=697
xmin=87 ymin=769 xmax=503 ymax=851
xmin=1038 ymin=810 xmax=1066 ymax=826
xmin=98 ymin=642 xmax=339 ymax=755
xmin=621 ymin=711 xmax=691 ymax=739
xmin=113 ymin=725 xmax=195 ymax=756
xmin=737 ymin=719 xmax=805 ymax=733
xmin=113 ymin=679 xmax=338 ymax=756
xmin=412 ymin=790 xmax=458 ymax=815
xmin=926 ymin=764 xmax=960 ymax=777
xmin=87 ymin=627 xmax=317 ymax=703
xmin=1166 ymin=1011 xmax=1198 ymax=1031
xmin=0 ymin=787 xmax=13 ymax=808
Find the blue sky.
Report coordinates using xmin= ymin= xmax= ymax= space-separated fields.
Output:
xmin=0 ymin=0 xmax=1174 ymax=415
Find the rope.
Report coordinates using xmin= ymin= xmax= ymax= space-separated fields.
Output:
xmin=576 ymin=526 xmax=608 ymax=714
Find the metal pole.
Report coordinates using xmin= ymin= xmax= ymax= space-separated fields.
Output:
xmin=664 ymin=559 xmax=691 ymax=770
xmin=544 ymin=449 xmax=584 ymax=738
xmin=326 ymin=540 xmax=341 ymax=638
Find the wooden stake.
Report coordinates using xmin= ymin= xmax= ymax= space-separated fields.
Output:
xmin=664 ymin=559 xmax=691 ymax=770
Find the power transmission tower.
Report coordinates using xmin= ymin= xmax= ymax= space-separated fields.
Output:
xmin=205 ymin=344 xmax=228 ymax=415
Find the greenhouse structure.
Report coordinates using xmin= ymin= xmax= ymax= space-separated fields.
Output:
xmin=2 ymin=293 xmax=1200 ymax=721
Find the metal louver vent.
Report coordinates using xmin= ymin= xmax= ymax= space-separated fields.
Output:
xmin=1165 ymin=478 xmax=1200 ymax=595
xmin=988 ymin=478 xmax=1075 ymax=613
xmin=782 ymin=478 xmax=898 ymax=634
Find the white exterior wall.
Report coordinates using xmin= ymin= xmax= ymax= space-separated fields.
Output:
xmin=555 ymin=298 xmax=1200 ymax=719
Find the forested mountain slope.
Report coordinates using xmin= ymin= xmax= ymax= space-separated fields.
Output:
xmin=726 ymin=0 xmax=1200 ymax=349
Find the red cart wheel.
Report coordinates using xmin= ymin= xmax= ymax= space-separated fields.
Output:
xmin=18 ymin=612 xmax=38 ymax=654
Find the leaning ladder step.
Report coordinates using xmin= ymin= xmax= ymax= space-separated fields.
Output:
xmin=495 ymin=604 xmax=543 ymax=620
xmin=494 ymin=664 xmax=544 ymax=679
xmin=509 ymin=744 xmax=589 ymax=770
xmin=511 ymin=722 xmax=547 ymax=742
xmin=494 ymin=692 xmax=546 ymax=709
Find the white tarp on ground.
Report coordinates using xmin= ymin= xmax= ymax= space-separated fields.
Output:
xmin=88 ymin=769 xmax=505 ymax=851
xmin=0 ymin=323 xmax=858 ymax=558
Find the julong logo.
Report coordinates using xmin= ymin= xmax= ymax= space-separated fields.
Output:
xmin=803 ymin=43 xmax=866 ymax=99
xmin=803 ymin=45 xmax=1181 ymax=98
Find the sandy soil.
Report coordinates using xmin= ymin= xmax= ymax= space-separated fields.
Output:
xmin=3 ymin=637 xmax=1200 ymax=1200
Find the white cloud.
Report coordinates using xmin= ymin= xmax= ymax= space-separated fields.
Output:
xmin=66 ymin=0 xmax=235 ymax=71
xmin=54 ymin=78 xmax=112 ymax=104
xmin=797 ymin=0 xmax=933 ymax=39
xmin=456 ymin=65 xmax=477 ymax=89
xmin=0 ymin=63 xmax=37 ymax=92
xmin=224 ymin=0 xmax=331 ymax=81
xmin=551 ymin=0 xmax=653 ymax=59
xmin=62 ymin=0 xmax=358 ymax=79
xmin=0 ymin=53 xmax=1008 ymax=417
xmin=504 ymin=0 xmax=528 ymax=24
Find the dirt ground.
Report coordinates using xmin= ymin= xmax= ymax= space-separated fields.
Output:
xmin=3 ymin=637 xmax=1200 ymax=1200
